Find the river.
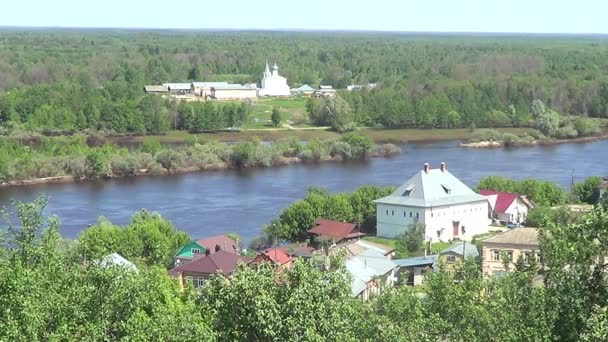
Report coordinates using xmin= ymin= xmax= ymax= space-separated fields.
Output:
xmin=1 ymin=140 xmax=606 ymax=242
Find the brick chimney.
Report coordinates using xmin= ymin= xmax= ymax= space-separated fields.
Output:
xmin=423 ymin=163 xmax=430 ymax=174
xmin=440 ymin=162 xmax=447 ymax=173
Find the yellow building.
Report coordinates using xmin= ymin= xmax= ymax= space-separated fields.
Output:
xmin=481 ymin=228 xmax=540 ymax=278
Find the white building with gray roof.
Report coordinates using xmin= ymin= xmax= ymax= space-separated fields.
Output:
xmin=374 ymin=162 xmax=489 ymax=242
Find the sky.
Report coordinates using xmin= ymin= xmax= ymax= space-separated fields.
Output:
xmin=2 ymin=0 xmax=608 ymax=34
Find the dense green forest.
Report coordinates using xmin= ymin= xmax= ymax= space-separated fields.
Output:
xmin=2 ymin=30 xmax=608 ymax=133
xmin=3 ymin=194 xmax=608 ymax=340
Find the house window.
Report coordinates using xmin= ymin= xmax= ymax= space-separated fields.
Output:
xmin=386 ymin=209 xmax=389 ymax=215
xmin=492 ymin=250 xmax=500 ymax=261
xmin=461 ymin=226 xmax=466 ymax=234
xmin=492 ymin=270 xmax=507 ymax=278
xmin=402 ymin=184 xmax=415 ymax=196
xmin=410 ymin=212 xmax=412 ymax=218
xmin=506 ymin=250 xmax=513 ymax=262
xmin=441 ymin=184 xmax=451 ymax=194
xmin=403 ymin=212 xmax=406 ymax=217
xmin=446 ymin=255 xmax=456 ymax=263
xmin=416 ymin=213 xmax=419 ymax=219
xmin=524 ymin=252 xmax=532 ymax=264
xmin=392 ymin=210 xmax=394 ymax=216
xmin=197 ymin=277 xmax=205 ymax=288
xmin=191 ymin=248 xmax=201 ymax=254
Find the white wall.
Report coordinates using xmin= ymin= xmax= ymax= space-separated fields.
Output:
xmin=212 ymin=89 xmax=257 ymax=100
xmin=503 ymin=198 xmax=529 ymax=224
xmin=377 ymin=201 xmax=489 ymax=242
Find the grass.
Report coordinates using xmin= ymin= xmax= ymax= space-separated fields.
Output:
xmin=126 ymin=129 xmax=339 ymax=143
xmin=359 ymin=127 xmax=535 ymax=144
xmin=245 ymin=97 xmax=310 ymax=128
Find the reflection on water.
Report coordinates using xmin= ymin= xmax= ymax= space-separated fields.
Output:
xmin=0 ymin=140 xmax=606 ymax=241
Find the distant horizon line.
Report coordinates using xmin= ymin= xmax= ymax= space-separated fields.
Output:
xmin=1 ymin=25 xmax=608 ymax=37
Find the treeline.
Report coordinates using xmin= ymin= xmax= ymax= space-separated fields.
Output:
xmin=0 ymin=79 xmax=253 ymax=133
xmin=2 ymin=30 xmax=608 ymax=133
xmin=3 ymin=196 xmax=608 ymax=340
xmin=0 ymin=133 xmax=398 ymax=183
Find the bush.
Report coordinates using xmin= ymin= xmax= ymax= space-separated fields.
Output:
xmin=155 ymin=149 xmax=185 ymax=171
xmin=573 ymin=117 xmax=600 ymax=137
xmin=230 ymin=141 xmax=255 ymax=167
xmin=339 ymin=132 xmax=373 ymax=158
xmin=469 ymin=129 xmax=503 ymax=142
xmin=329 ymin=141 xmax=352 ymax=160
xmin=139 ymin=138 xmax=163 ymax=155
xmin=372 ymin=143 xmax=401 ymax=157
xmin=555 ymin=125 xmax=579 ymax=139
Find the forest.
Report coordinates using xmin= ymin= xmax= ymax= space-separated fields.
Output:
xmin=1 ymin=30 xmax=608 ymax=133
xmin=2 ymin=191 xmax=608 ymax=340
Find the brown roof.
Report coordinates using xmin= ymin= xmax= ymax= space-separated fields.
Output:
xmin=308 ymin=218 xmax=365 ymax=240
xmin=169 ymin=250 xmax=251 ymax=276
xmin=599 ymin=181 xmax=608 ymax=189
xmin=484 ymin=228 xmax=539 ymax=246
xmin=196 ymin=235 xmax=238 ymax=254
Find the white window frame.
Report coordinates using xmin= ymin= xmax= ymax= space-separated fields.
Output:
xmin=197 ymin=277 xmax=205 ymax=288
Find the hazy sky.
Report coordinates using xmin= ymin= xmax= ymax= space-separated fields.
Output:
xmin=2 ymin=0 xmax=607 ymax=34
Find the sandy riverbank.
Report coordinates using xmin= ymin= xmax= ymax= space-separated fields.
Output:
xmin=460 ymin=134 xmax=608 ymax=149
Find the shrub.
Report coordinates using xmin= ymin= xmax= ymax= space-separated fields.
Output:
xmin=372 ymin=143 xmax=401 ymax=157
xmin=139 ymin=138 xmax=163 ymax=155
xmin=469 ymin=129 xmax=503 ymax=142
xmin=155 ymin=149 xmax=186 ymax=171
xmin=230 ymin=141 xmax=255 ymax=167
xmin=555 ymin=125 xmax=578 ymax=139
xmin=339 ymin=132 xmax=373 ymax=158
xmin=329 ymin=141 xmax=352 ymax=160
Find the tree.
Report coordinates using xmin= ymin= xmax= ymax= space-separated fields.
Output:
xmin=573 ymin=176 xmax=603 ymax=204
xmin=323 ymin=96 xmax=355 ymax=132
xmin=271 ymin=107 xmax=281 ymax=127
xmin=396 ymin=223 xmax=426 ymax=257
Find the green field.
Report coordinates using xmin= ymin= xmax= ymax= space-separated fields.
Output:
xmin=245 ymin=97 xmax=310 ymax=128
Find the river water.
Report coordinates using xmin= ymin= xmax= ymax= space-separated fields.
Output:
xmin=1 ymin=140 xmax=606 ymax=241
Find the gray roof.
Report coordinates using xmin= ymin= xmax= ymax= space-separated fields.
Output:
xmin=292 ymin=84 xmax=315 ymax=92
xmin=440 ymin=242 xmax=479 ymax=259
xmin=191 ymin=82 xmax=229 ymax=88
xmin=393 ymin=254 xmax=438 ymax=268
xmin=162 ymin=83 xmax=192 ymax=90
xmin=484 ymin=228 xmax=539 ymax=246
xmin=345 ymin=249 xmax=397 ymax=296
xmin=212 ymin=84 xmax=257 ymax=90
xmin=374 ymin=167 xmax=487 ymax=208
xmin=100 ymin=253 xmax=137 ymax=271
xmin=144 ymin=85 xmax=168 ymax=92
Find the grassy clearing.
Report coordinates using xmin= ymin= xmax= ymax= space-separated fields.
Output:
xmin=128 ymin=129 xmax=339 ymax=143
xmin=246 ymin=97 xmax=309 ymax=128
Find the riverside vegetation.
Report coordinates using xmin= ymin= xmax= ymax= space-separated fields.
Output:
xmin=3 ymin=191 xmax=608 ymax=340
xmin=0 ymin=132 xmax=400 ymax=185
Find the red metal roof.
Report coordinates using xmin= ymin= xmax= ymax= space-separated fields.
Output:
xmin=169 ymin=250 xmax=251 ymax=276
xmin=307 ymin=218 xmax=364 ymax=240
xmin=196 ymin=235 xmax=238 ymax=254
xmin=479 ymin=190 xmax=518 ymax=214
xmin=261 ymin=247 xmax=292 ymax=265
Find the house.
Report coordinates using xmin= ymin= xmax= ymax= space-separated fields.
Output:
xmin=599 ymin=177 xmax=608 ymax=200
xmin=393 ymin=242 xmax=479 ymax=285
xmin=143 ymin=85 xmax=168 ymax=94
xmin=436 ymin=242 xmax=480 ymax=271
xmin=99 ymin=253 xmax=138 ymax=272
xmin=259 ymin=61 xmax=291 ymax=97
xmin=315 ymin=85 xmax=336 ymax=98
xmin=174 ymin=235 xmax=239 ymax=266
xmin=374 ymin=162 xmax=489 ymax=242
xmin=481 ymin=227 xmax=540 ymax=278
xmin=346 ymin=83 xmax=378 ymax=91
xmin=479 ymin=190 xmax=534 ymax=224
xmin=291 ymin=84 xmax=315 ymax=96
xmin=163 ymin=83 xmax=192 ymax=94
xmin=168 ymin=250 xmax=252 ymax=288
xmin=250 ymin=247 xmax=293 ymax=269
xmin=341 ymin=239 xmax=395 ymax=260
xmin=191 ymin=82 xmax=229 ymax=97
xmin=308 ymin=218 xmax=365 ymax=247
xmin=211 ymin=84 xmax=258 ymax=100
xmin=393 ymin=254 xmax=437 ymax=286
xmin=345 ymin=249 xmax=398 ymax=300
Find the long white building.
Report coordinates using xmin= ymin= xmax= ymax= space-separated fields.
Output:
xmin=374 ymin=162 xmax=489 ymax=242
xmin=259 ymin=60 xmax=290 ymax=97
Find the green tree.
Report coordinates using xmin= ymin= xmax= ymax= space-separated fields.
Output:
xmin=396 ymin=223 xmax=426 ymax=257
xmin=573 ymin=176 xmax=603 ymax=204
xmin=271 ymin=106 xmax=281 ymax=127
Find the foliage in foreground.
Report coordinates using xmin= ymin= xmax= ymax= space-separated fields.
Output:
xmin=3 ymin=196 xmax=608 ymax=341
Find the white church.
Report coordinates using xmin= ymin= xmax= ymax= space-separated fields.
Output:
xmin=259 ymin=60 xmax=290 ymax=97
xmin=374 ymin=162 xmax=489 ymax=243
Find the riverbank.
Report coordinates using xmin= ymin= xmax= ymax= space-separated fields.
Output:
xmin=111 ymin=127 xmax=535 ymax=145
xmin=0 ymin=151 xmax=398 ymax=189
xmin=460 ymin=133 xmax=608 ymax=149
